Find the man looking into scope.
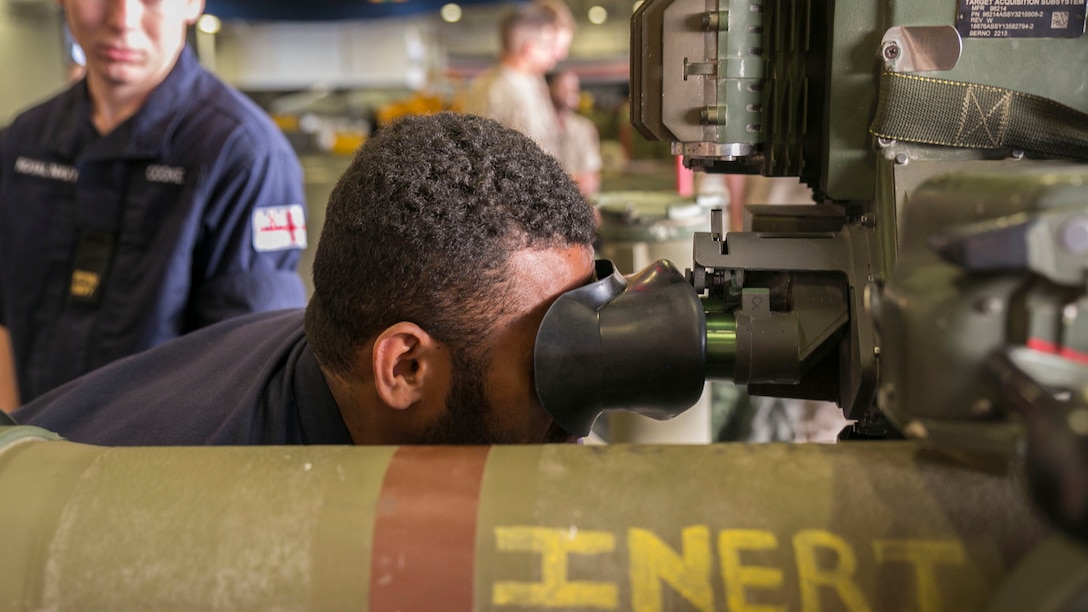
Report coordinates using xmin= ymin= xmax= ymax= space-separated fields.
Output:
xmin=11 ymin=112 xmax=599 ymax=446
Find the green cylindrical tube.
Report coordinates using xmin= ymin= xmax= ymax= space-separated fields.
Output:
xmin=0 ymin=426 xmax=1044 ymax=611
xmin=706 ymin=311 xmax=738 ymax=380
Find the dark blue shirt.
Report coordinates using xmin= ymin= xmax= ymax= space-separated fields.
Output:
xmin=12 ymin=310 xmax=353 ymax=446
xmin=0 ymin=47 xmax=308 ymax=402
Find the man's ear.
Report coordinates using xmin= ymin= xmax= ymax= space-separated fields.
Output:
xmin=371 ymin=322 xmax=441 ymax=410
xmin=184 ymin=0 xmax=206 ymax=24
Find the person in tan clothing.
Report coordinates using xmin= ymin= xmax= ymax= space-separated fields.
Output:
xmin=464 ymin=2 xmax=573 ymax=158
xmin=546 ymin=69 xmax=601 ymax=197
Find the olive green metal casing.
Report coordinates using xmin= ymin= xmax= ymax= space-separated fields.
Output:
xmin=632 ymin=0 xmax=1088 ymax=199
xmin=0 ymin=430 xmax=1046 ymax=610
xmin=630 ymin=0 xmax=1088 ymax=604
xmin=877 ymin=162 xmax=1088 ymax=430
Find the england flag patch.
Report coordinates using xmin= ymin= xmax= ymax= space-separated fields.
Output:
xmin=253 ymin=204 xmax=308 ymax=252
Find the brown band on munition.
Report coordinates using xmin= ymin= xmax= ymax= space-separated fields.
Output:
xmin=369 ymin=445 xmax=491 ymax=611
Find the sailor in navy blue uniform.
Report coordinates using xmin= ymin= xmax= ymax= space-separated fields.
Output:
xmin=0 ymin=45 xmax=307 ymax=404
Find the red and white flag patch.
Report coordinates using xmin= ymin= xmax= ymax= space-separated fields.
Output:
xmin=253 ymin=204 xmax=308 ymax=252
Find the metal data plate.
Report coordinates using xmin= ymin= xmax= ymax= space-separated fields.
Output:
xmin=956 ymin=0 xmax=1087 ymax=39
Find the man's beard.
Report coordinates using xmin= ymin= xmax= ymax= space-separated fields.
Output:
xmin=417 ymin=348 xmax=512 ymax=444
xmin=416 ymin=348 xmax=570 ymax=445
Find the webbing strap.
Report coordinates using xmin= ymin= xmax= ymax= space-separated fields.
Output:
xmin=869 ymin=71 xmax=1088 ymax=160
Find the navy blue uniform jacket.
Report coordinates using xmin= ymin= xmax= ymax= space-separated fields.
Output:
xmin=12 ymin=310 xmax=353 ymax=446
xmin=0 ymin=47 xmax=308 ymax=402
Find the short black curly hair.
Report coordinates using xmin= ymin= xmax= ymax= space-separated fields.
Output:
xmin=305 ymin=111 xmax=597 ymax=375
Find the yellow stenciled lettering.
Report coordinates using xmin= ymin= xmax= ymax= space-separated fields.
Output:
xmin=719 ymin=529 xmax=784 ymax=612
xmin=628 ymin=526 xmax=714 ymax=612
xmin=873 ymin=540 xmax=965 ymax=612
xmin=793 ymin=530 xmax=871 ymax=612
xmin=492 ymin=526 xmax=618 ymax=608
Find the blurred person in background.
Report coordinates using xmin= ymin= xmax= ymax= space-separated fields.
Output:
xmin=546 ymin=69 xmax=601 ymax=197
xmin=0 ymin=0 xmax=308 ymax=410
xmin=465 ymin=1 xmax=573 ymax=158
xmin=536 ymin=0 xmax=575 ymax=64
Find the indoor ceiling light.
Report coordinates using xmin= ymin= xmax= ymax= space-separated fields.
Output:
xmin=440 ymin=3 xmax=463 ymax=23
xmin=196 ymin=14 xmax=222 ymax=35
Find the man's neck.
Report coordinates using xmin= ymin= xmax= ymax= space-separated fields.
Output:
xmin=324 ymin=364 xmax=379 ymax=444
xmin=86 ymin=45 xmax=183 ymax=136
xmin=87 ymin=77 xmax=157 ymax=136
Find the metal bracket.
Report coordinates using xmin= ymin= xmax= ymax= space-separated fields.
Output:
xmin=880 ymin=25 xmax=962 ymax=73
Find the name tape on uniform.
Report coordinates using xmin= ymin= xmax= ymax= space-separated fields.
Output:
xmin=14 ymin=157 xmax=78 ymax=183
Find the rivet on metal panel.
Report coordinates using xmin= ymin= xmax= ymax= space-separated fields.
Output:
xmin=1060 ymin=217 xmax=1088 ymax=254
xmin=1063 ymin=303 xmax=1079 ymax=324
xmin=1068 ymin=408 xmax=1088 ymax=435
xmin=703 ymin=11 xmax=728 ymax=31
xmin=701 ymin=106 xmax=727 ymax=125
xmin=894 ymin=153 xmax=909 ymax=165
xmin=975 ymin=297 xmax=1003 ymax=315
